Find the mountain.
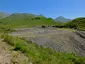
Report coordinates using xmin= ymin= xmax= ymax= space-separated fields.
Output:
xmin=0 ymin=12 xmax=9 ymax=19
xmin=55 ymin=16 xmax=71 ymax=22
xmin=0 ymin=13 xmax=57 ymax=28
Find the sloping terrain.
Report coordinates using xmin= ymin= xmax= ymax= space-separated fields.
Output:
xmin=2 ymin=34 xmax=85 ymax=64
xmin=0 ymin=12 xmax=9 ymax=19
xmin=10 ymin=28 xmax=85 ymax=57
xmin=66 ymin=17 xmax=85 ymax=30
xmin=55 ymin=16 xmax=71 ymax=22
xmin=0 ymin=13 xmax=57 ymax=28
xmin=0 ymin=38 xmax=30 ymax=64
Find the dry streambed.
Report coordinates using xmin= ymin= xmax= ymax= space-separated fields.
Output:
xmin=10 ymin=28 xmax=85 ymax=56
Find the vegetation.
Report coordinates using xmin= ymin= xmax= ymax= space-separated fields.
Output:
xmin=0 ymin=12 xmax=85 ymax=64
xmin=0 ymin=12 xmax=85 ymax=30
xmin=1 ymin=34 xmax=85 ymax=64
xmin=0 ymin=24 xmax=14 ymax=33
xmin=71 ymin=18 xmax=85 ymax=30
xmin=0 ymin=13 xmax=60 ymax=28
xmin=63 ymin=18 xmax=85 ymax=30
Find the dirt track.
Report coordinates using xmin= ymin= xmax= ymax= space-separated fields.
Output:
xmin=10 ymin=28 xmax=85 ymax=57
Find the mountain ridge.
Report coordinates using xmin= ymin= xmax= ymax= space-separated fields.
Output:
xmin=0 ymin=12 xmax=9 ymax=19
xmin=55 ymin=16 xmax=71 ymax=22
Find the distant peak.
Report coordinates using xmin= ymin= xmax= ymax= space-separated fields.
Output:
xmin=55 ymin=16 xmax=71 ymax=22
xmin=57 ymin=16 xmax=65 ymax=18
xmin=0 ymin=12 xmax=9 ymax=19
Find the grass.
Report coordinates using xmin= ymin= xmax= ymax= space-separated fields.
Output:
xmin=1 ymin=34 xmax=85 ymax=64
xmin=0 ymin=13 xmax=85 ymax=31
xmin=65 ymin=18 xmax=85 ymax=31
xmin=0 ymin=24 xmax=15 ymax=33
xmin=0 ymin=14 xmax=59 ymax=28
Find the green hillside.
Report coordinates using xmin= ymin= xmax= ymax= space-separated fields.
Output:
xmin=65 ymin=17 xmax=85 ymax=30
xmin=0 ymin=13 xmax=59 ymax=28
xmin=0 ymin=13 xmax=85 ymax=30
xmin=71 ymin=18 xmax=85 ymax=30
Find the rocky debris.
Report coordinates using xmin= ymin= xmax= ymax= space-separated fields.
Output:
xmin=10 ymin=28 xmax=72 ymax=37
xmin=76 ymin=31 xmax=85 ymax=39
xmin=25 ymin=32 xmax=85 ymax=56
xmin=10 ymin=28 xmax=85 ymax=57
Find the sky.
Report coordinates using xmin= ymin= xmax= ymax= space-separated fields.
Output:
xmin=0 ymin=0 xmax=85 ymax=19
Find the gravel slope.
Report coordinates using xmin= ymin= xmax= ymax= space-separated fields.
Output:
xmin=10 ymin=28 xmax=85 ymax=56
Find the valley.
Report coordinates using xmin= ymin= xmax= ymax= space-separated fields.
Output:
xmin=0 ymin=12 xmax=85 ymax=64
xmin=0 ymin=0 xmax=85 ymax=63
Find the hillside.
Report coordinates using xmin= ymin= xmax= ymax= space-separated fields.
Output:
xmin=0 ymin=12 xmax=9 ymax=19
xmin=0 ymin=37 xmax=29 ymax=64
xmin=64 ymin=17 xmax=85 ymax=30
xmin=0 ymin=13 xmax=58 ymax=28
xmin=55 ymin=16 xmax=71 ymax=22
xmin=72 ymin=17 xmax=85 ymax=30
xmin=0 ymin=12 xmax=85 ymax=64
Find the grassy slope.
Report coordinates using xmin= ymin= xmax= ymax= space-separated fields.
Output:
xmin=0 ymin=13 xmax=85 ymax=30
xmin=0 ymin=37 xmax=29 ymax=64
xmin=0 ymin=13 xmax=60 ymax=28
xmin=72 ymin=18 xmax=85 ymax=30
xmin=2 ymin=34 xmax=85 ymax=64
xmin=64 ymin=17 xmax=85 ymax=30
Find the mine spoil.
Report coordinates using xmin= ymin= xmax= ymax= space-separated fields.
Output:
xmin=10 ymin=28 xmax=85 ymax=57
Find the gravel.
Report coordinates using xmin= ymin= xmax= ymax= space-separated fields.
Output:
xmin=10 ymin=28 xmax=85 ymax=57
